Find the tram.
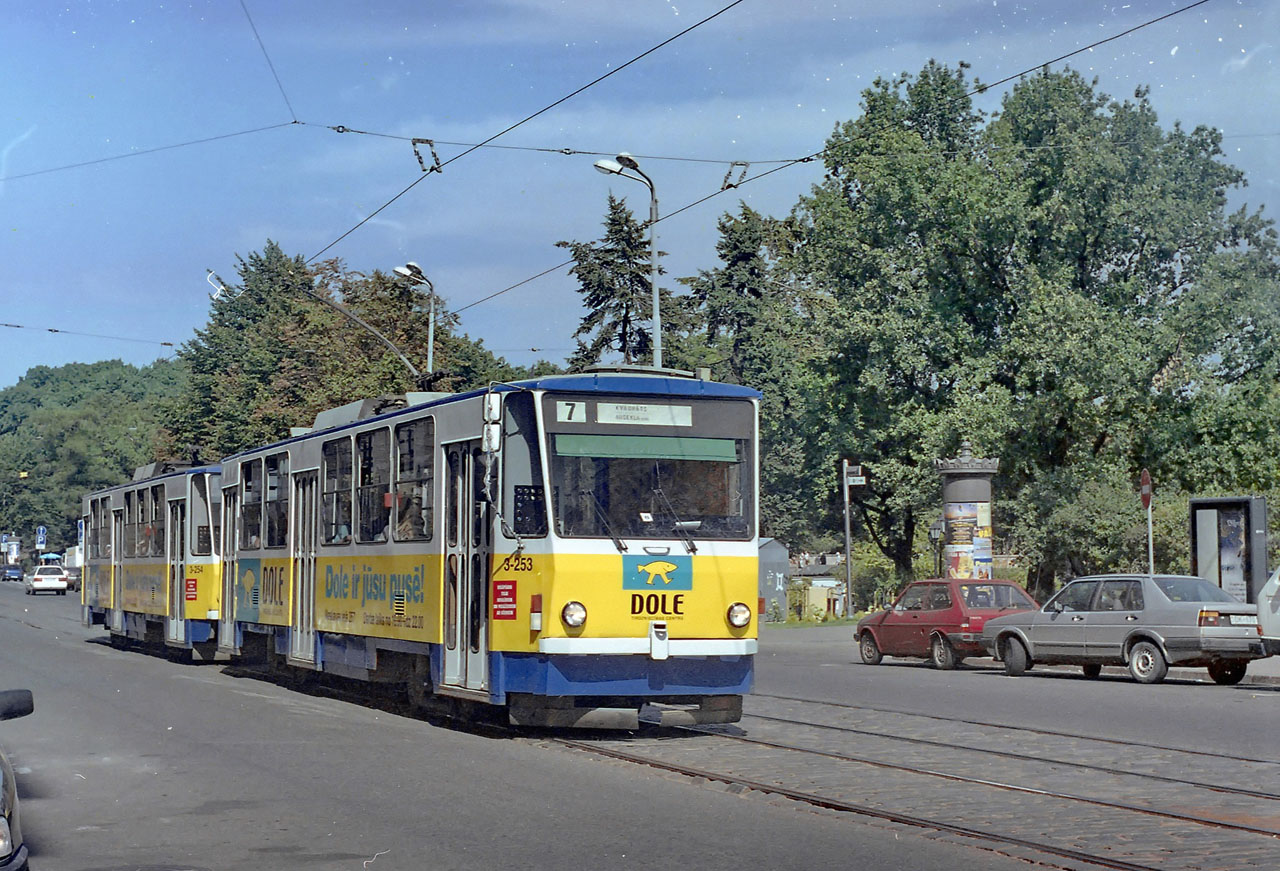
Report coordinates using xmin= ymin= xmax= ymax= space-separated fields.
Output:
xmin=215 ymin=369 xmax=759 ymax=727
xmin=82 ymin=369 xmax=760 ymax=728
xmin=81 ymin=463 xmax=223 ymax=657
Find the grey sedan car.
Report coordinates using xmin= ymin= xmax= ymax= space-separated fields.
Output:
xmin=982 ymin=574 xmax=1267 ymax=684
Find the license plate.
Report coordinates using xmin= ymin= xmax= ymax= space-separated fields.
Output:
xmin=1230 ymin=615 xmax=1258 ymax=625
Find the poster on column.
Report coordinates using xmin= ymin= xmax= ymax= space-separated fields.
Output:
xmin=973 ymin=502 xmax=993 ymax=579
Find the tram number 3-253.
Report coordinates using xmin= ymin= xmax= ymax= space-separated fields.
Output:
xmin=497 ymin=554 xmax=534 ymax=573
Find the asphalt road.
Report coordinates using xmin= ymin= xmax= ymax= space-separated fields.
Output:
xmin=755 ymin=622 xmax=1280 ymax=762
xmin=0 ymin=586 xmax=1041 ymax=871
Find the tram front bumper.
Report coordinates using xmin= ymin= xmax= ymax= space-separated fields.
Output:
xmin=507 ymin=694 xmax=743 ymax=729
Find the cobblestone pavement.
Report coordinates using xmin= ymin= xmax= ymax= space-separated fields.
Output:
xmin=553 ymin=694 xmax=1280 ymax=871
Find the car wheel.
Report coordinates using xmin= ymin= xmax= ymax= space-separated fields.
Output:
xmin=1081 ymin=664 xmax=1102 ymax=678
xmin=859 ymin=632 xmax=883 ymax=665
xmin=1128 ymin=640 xmax=1168 ymax=684
xmin=1207 ymin=660 xmax=1248 ymax=685
xmin=1002 ymin=637 xmax=1029 ymax=676
xmin=930 ymin=634 xmax=957 ymax=670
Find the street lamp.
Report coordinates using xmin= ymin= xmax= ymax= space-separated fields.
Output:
xmin=393 ymin=261 xmax=437 ymax=374
xmin=593 ymin=152 xmax=662 ymax=369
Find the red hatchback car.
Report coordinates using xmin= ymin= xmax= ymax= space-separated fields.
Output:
xmin=857 ymin=579 xmax=1038 ymax=669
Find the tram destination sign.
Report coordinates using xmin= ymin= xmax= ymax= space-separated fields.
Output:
xmin=596 ymin=402 xmax=692 ymax=427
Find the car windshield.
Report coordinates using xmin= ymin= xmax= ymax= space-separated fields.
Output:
xmin=959 ymin=583 xmax=1035 ymax=609
xmin=1153 ymin=576 xmax=1240 ymax=603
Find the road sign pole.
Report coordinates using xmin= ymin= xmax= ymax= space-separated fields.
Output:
xmin=841 ymin=460 xmax=853 ymax=619
xmin=1152 ymin=504 xmax=1162 ymax=578
xmin=1140 ymin=469 xmax=1153 ymax=575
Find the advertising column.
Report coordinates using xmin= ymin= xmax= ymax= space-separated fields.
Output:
xmin=934 ymin=441 xmax=1000 ymax=580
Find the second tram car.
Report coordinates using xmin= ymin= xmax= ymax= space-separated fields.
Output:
xmin=82 ymin=463 xmax=223 ymax=657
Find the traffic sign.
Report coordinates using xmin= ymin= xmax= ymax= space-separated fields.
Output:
xmin=1139 ymin=469 xmax=1152 ymax=510
xmin=36 ymin=525 xmax=47 ymax=549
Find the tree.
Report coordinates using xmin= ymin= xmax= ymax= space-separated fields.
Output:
xmin=167 ymin=242 xmax=538 ymax=460
xmin=0 ymin=360 xmax=183 ymax=558
xmin=788 ymin=62 xmax=1279 ymax=590
xmin=557 ymin=194 xmax=663 ymax=368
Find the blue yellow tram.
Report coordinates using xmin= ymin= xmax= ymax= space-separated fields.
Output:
xmin=87 ymin=369 xmax=760 ymax=727
xmin=81 ymin=463 xmax=223 ymax=657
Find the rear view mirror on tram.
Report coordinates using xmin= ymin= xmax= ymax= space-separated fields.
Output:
xmin=483 ymin=392 xmax=502 ymax=424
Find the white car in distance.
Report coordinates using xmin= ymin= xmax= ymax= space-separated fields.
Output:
xmin=25 ymin=565 xmax=70 ymax=596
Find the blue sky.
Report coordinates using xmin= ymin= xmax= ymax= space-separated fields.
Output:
xmin=2 ymin=0 xmax=1276 ymax=389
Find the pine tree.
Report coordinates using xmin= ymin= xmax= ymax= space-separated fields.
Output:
xmin=557 ymin=194 xmax=662 ymax=368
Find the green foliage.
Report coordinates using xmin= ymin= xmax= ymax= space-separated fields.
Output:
xmin=165 ymin=241 xmax=534 ymax=459
xmin=783 ymin=62 xmax=1279 ymax=585
xmin=0 ymin=360 xmax=183 ymax=558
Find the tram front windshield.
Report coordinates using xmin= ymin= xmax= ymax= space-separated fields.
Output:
xmin=547 ymin=399 xmax=754 ymax=541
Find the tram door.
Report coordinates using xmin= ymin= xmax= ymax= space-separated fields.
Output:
xmin=165 ymin=500 xmax=186 ymax=644
xmin=442 ymin=441 xmax=492 ymax=693
xmin=217 ymin=489 xmax=239 ymax=655
xmin=109 ymin=509 xmax=125 ymax=633
xmin=288 ymin=471 xmax=319 ymax=665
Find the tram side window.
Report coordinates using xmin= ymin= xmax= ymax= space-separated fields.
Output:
xmin=149 ymin=484 xmax=166 ymax=557
xmin=265 ymin=453 xmax=289 ymax=548
xmin=124 ymin=491 xmax=137 ymax=558
xmin=502 ymin=393 xmax=547 ymax=537
xmin=394 ymin=418 xmax=434 ymax=542
xmin=322 ymin=438 xmax=353 ymax=545
xmin=357 ymin=429 xmax=391 ymax=543
xmin=241 ymin=459 xmax=264 ymax=549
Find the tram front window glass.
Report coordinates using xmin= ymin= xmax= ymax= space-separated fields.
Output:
xmin=394 ymin=418 xmax=434 ymax=542
xmin=89 ymin=499 xmax=102 ymax=559
xmin=241 ymin=459 xmax=264 ymax=550
xmin=191 ymin=474 xmax=215 ymax=556
xmin=98 ymin=499 xmax=113 ymax=559
xmin=124 ymin=491 xmax=137 ymax=558
xmin=265 ymin=453 xmax=289 ymax=548
xmin=502 ymin=393 xmax=547 ymax=538
xmin=550 ymin=434 xmax=753 ymax=540
xmin=357 ymin=429 xmax=391 ymax=543
xmin=322 ymin=438 xmax=353 ymax=545
xmin=150 ymin=484 xmax=166 ymax=557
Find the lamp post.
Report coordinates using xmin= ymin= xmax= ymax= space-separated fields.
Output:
xmin=393 ymin=261 xmax=436 ymax=374
xmin=593 ymin=152 xmax=662 ymax=369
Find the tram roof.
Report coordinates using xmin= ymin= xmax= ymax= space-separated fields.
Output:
xmin=221 ymin=371 xmax=759 ymax=464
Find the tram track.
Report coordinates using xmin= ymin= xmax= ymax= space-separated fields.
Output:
xmin=537 ymin=694 xmax=1280 ymax=871
xmin=739 ymin=710 xmax=1280 ymax=802
xmin=754 ymin=691 xmax=1280 ymax=767
xmin=550 ymin=735 xmax=1171 ymax=871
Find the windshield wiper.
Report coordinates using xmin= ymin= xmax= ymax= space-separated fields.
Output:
xmin=580 ymin=489 xmax=626 ymax=553
xmin=652 ymin=486 xmax=697 ymax=554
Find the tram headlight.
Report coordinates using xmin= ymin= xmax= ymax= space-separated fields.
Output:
xmin=727 ymin=602 xmax=752 ymax=628
xmin=561 ymin=601 xmax=587 ymax=628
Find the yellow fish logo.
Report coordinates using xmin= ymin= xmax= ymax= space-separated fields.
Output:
xmin=636 ymin=560 xmax=679 ymax=586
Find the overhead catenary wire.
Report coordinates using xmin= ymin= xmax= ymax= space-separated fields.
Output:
xmin=445 ymin=0 xmax=1228 ymax=318
xmin=304 ymin=0 xmax=748 ymax=263
xmin=0 ymin=321 xmax=176 ymax=348
xmin=239 ymin=0 xmax=298 ymax=122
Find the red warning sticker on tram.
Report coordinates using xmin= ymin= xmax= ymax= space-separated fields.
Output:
xmin=185 ymin=578 xmax=198 ymax=601
xmin=493 ymin=580 xmax=517 ymax=620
